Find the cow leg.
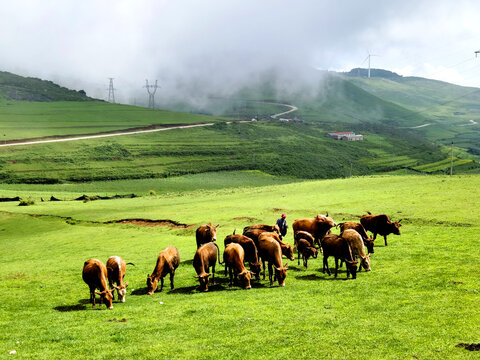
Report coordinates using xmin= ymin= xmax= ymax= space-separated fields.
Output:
xmin=268 ymin=263 xmax=273 ymax=286
xmin=89 ymin=287 xmax=96 ymax=308
xmin=108 ymin=280 xmax=115 ymax=300
xmin=323 ymin=256 xmax=331 ymax=275
xmin=262 ymin=260 xmax=266 ymax=280
xmin=160 ymin=277 xmax=164 ymax=292
xmin=224 ymin=264 xmax=228 ymax=277
xmin=298 ymin=249 xmax=300 ymax=265
xmin=229 ymin=266 xmax=233 ymax=287
xmin=384 ymin=235 xmax=388 ymax=246
xmin=170 ymin=271 xmax=175 ymax=290
xmin=334 ymin=258 xmax=339 ymax=278
xmin=212 ymin=265 xmax=216 ymax=286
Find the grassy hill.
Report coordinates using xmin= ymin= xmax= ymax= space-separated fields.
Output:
xmin=0 ymin=175 xmax=479 ymax=359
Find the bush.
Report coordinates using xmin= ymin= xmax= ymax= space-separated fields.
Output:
xmin=18 ymin=198 xmax=35 ymax=206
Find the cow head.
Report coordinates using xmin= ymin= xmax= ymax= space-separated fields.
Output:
xmin=307 ymin=246 xmax=318 ymax=259
xmin=146 ymin=275 xmax=158 ymax=295
xmin=238 ymin=270 xmax=253 ymax=289
xmin=360 ymin=255 xmax=371 ymax=271
xmin=364 ymin=238 xmax=375 ymax=254
xmin=117 ymin=282 xmax=128 ymax=302
xmin=249 ymin=262 xmax=262 ymax=281
xmin=392 ymin=219 xmax=402 ymax=235
xmin=205 ymin=223 xmax=218 ymax=242
xmin=274 ymin=263 xmax=288 ymax=287
xmin=95 ymin=288 xmax=115 ymax=309
xmin=284 ymin=244 xmax=295 ymax=261
xmin=196 ymin=273 xmax=211 ymax=291
xmin=345 ymin=260 xmax=358 ymax=279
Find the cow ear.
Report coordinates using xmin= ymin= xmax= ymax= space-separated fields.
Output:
xmin=124 ymin=282 xmax=128 ymax=288
xmin=284 ymin=263 xmax=288 ymax=269
xmin=215 ymin=224 xmax=219 ymax=228
xmin=206 ymin=273 xmax=211 ymax=278
xmin=398 ymin=219 xmax=402 ymax=223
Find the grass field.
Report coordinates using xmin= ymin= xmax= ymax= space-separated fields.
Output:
xmin=1 ymin=174 xmax=479 ymax=359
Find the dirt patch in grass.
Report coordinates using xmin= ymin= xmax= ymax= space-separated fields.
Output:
xmin=233 ymin=216 xmax=258 ymax=222
xmin=456 ymin=343 xmax=480 ymax=351
xmin=111 ymin=218 xmax=189 ymax=228
xmin=10 ymin=273 xmax=26 ymax=280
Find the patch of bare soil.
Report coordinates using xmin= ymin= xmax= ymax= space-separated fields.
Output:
xmin=233 ymin=216 xmax=258 ymax=222
xmin=112 ymin=219 xmax=189 ymax=229
xmin=456 ymin=343 xmax=480 ymax=351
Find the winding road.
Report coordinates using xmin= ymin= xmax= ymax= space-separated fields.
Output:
xmin=0 ymin=102 xmax=297 ymax=148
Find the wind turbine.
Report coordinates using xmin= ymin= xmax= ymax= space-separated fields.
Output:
xmin=362 ymin=52 xmax=380 ymax=78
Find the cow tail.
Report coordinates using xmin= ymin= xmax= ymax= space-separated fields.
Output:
xmin=214 ymin=242 xmax=224 ymax=265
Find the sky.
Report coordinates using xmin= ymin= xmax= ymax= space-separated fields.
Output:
xmin=1 ymin=0 xmax=480 ymax=104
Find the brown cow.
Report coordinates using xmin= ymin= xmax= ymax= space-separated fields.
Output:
xmin=196 ymin=223 xmax=219 ymax=248
xmin=257 ymin=232 xmax=288 ymax=286
xmin=244 ymin=229 xmax=294 ymax=261
xmin=193 ymin=242 xmax=222 ymax=291
xmin=223 ymin=243 xmax=253 ymax=289
xmin=82 ymin=258 xmax=115 ymax=309
xmin=321 ymin=234 xmax=358 ymax=279
xmin=341 ymin=229 xmax=371 ymax=271
xmin=297 ymin=238 xmax=318 ymax=269
xmin=224 ymin=234 xmax=262 ymax=280
xmin=106 ymin=256 xmax=129 ymax=302
xmin=243 ymin=224 xmax=280 ymax=235
xmin=146 ymin=246 xmax=180 ymax=295
xmin=360 ymin=212 xmax=402 ymax=246
xmin=338 ymin=221 xmax=375 ymax=254
xmin=292 ymin=215 xmax=337 ymax=247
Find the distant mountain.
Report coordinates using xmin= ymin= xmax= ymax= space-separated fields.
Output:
xmin=0 ymin=71 xmax=94 ymax=102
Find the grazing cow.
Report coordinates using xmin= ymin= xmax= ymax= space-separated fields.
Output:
xmin=196 ymin=223 xmax=219 ymax=248
xmin=146 ymin=246 xmax=180 ymax=295
xmin=82 ymin=258 xmax=115 ymax=309
xmin=297 ymin=238 xmax=318 ymax=269
xmin=257 ymin=232 xmax=288 ymax=286
xmin=106 ymin=256 xmax=129 ymax=302
xmin=292 ymin=215 xmax=337 ymax=247
xmin=193 ymin=242 xmax=222 ymax=291
xmin=360 ymin=212 xmax=402 ymax=246
xmin=321 ymin=234 xmax=358 ymax=279
xmin=341 ymin=229 xmax=371 ymax=271
xmin=224 ymin=234 xmax=262 ymax=280
xmin=338 ymin=221 xmax=375 ymax=254
xmin=244 ymin=228 xmax=294 ymax=261
xmin=243 ymin=224 xmax=280 ymax=235
xmin=223 ymin=243 xmax=253 ymax=289
xmin=242 ymin=228 xmax=266 ymax=248
xmin=294 ymin=230 xmax=315 ymax=248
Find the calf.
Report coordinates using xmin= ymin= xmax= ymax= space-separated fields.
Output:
xmin=193 ymin=242 xmax=222 ymax=291
xmin=82 ymin=258 xmax=115 ymax=309
xmin=360 ymin=212 xmax=402 ymax=246
xmin=223 ymin=243 xmax=253 ymax=289
xmin=339 ymin=221 xmax=375 ymax=254
xmin=224 ymin=234 xmax=262 ymax=280
xmin=321 ymin=234 xmax=358 ymax=279
xmin=106 ymin=256 xmax=129 ymax=302
xmin=257 ymin=232 xmax=288 ymax=286
xmin=146 ymin=246 xmax=180 ymax=295
xmin=341 ymin=229 xmax=371 ymax=272
xmin=196 ymin=223 xmax=219 ymax=248
xmin=297 ymin=238 xmax=318 ymax=269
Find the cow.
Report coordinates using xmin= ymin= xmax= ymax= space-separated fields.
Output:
xmin=193 ymin=242 xmax=222 ymax=291
xmin=360 ymin=212 xmax=402 ymax=246
xmin=196 ymin=223 xmax=219 ymax=248
xmin=146 ymin=246 xmax=180 ymax=295
xmin=224 ymin=234 xmax=262 ymax=280
xmin=292 ymin=215 xmax=337 ymax=247
xmin=242 ymin=228 xmax=266 ymax=248
xmin=243 ymin=228 xmax=294 ymax=261
xmin=297 ymin=238 xmax=318 ymax=269
xmin=257 ymin=232 xmax=288 ymax=286
xmin=82 ymin=258 xmax=115 ymax=309
xmin=321 ymin=234 xmax=358 ymax=279
xmin=294 ymin=230 xmax=315 ymax=248
xmin=243 ymin=224 xmax=280 ymax=235
xmin=341 ymin=229 xmax=371 ymax=272
xmin=106 ymin=256 xmax=130 ymax=302
xmin=223 ymin=243 xmax=254 ymax=289
xmin=338 ymin=221 xmax=375 ymax=254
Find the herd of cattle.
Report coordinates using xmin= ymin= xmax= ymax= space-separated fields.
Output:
xmin=82 ymin=211 xmax=402 ymax=309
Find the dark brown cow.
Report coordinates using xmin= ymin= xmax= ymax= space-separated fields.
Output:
xmin=321 ymin=234 xmax=358 ymax=279
xmin=243 ymin=224 xmax=280 ymax=235
xmin=193 ymin=242 xmax=222 ymax=291
xmin=242 ymin=228 xmax=265 ymax=248
xmin=360 ymin=212 xmax=402 ymax=246
xmin=292 ymin=215 xmax=337 ymax=247
xmin=297 ymin=238 xmax=318 ymax=269
xmin=338 ymin=221 xmax=375 ymax=254
xmin=294 ymin=230 xmax=315 ymax=248
xmin=82 ymin=258 xmax=115 ymax=309
xmin=223 ymin=243 xmax=253 ymax=289
xmin=224 ymin=234 xmax=262 ymax=280
xmin=106 ymin=256 xmax=129 ymax=302
xmin=146 ymin=246 xmax=180 ymax=295
xmin=257 ymin=232 xmax=288 ymax=286
xmin=196 ymin=223 xmax=219 ymax=248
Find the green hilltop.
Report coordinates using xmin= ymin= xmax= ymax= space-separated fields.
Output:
xmin=0 ymin=69 xmax=478 ymax=184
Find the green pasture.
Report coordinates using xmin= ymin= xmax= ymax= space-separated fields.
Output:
xmin=1 ymin=174 xmax=479 ymax=359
